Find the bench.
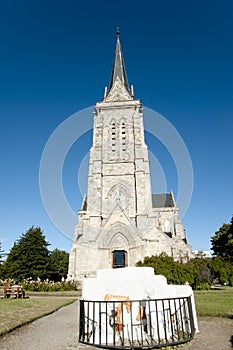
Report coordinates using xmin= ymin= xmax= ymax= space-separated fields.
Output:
xmin=4 ymin=285 xmax=25 ymax=298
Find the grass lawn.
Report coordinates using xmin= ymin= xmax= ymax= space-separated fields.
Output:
xmin=194 ymin=287 xmax=233 ymax=318
xmin=0 ymin=297 xmax=77 ymax=336
xmin=0 ymin=287 xmax=232 ymax=337
xmin=25 ymin=290 xmax=81 ymax=297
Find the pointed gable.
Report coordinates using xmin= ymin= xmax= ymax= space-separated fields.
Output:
xmin=105 ymin=76 xmax=132 ymax=102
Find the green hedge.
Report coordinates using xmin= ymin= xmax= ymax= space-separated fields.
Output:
xmin=136 ymin=254 xmax=233 ymax=289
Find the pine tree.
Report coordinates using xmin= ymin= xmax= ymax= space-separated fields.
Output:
xmin=3 ymin=226 xmax=50 ymax=281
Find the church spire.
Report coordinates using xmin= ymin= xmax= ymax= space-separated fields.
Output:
xmin=108 ymin=28 xmax=130 ymax=94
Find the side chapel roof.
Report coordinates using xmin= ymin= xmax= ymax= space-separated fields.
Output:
xmin=152 ymin=193 xmax=176 ymax=208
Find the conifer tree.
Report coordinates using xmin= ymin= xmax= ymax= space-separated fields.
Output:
xmin=3 ymin=226 xmax=50 ymax=281
xmin=0 ymin=241 xmax=4 ymax=270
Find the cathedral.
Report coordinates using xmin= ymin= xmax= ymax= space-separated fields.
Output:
xmin=67 ymin=33 xmax=192 ymax=282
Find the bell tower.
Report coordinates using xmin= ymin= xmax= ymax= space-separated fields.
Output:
xmin=67 ymin=32 xmax=192 ymax=282
xmin=86 ymin=30 xmax=153 ymax=230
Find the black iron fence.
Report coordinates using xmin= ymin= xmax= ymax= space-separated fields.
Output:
xmin=79 ymin=296 xmax=195 ymax=349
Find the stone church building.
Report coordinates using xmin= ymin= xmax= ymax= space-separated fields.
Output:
xmin=67 ymin=33 xmax=192 ymax=282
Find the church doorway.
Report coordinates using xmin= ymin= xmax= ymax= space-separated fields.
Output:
xmin=112 ymin=250 xmax=128 ymax=268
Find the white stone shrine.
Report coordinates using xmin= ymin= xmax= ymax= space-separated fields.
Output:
xmin=80 ymin=267 xmax=198 ymax=347
xmin=68 ymin=31 xmax=192 ymax=282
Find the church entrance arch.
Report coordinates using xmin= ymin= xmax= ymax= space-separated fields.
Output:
xmin=112 ymin=250 xmax=128 ymax=268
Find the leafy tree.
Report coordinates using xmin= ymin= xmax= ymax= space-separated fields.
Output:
xmin=226 ymin=217 xmax=233 ymax=256
xmin=49 ymin=248 xmax=69 ymax=281
xmin=211 ymin=217 xmax=233 ymax=257
xmin=209 ymin=256 xmax=233 ymax=286
xmin=186 ymin=258 xmax=212 ymax=289
xmin=3 ymin=226 xmax=50 ymax=281
xmin=136 ymin=253 xmax=194 ymax=286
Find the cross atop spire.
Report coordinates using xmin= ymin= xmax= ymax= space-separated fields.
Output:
xmin=116 ymin=26 xmax=120 ymax=37
xmin=108 ymin=30 xmax=130 ymax=94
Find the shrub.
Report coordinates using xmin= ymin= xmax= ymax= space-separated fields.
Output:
xmin=22 ymin=279 xmax=79 ymax=292
xmin=136 ymin=253 xmax=233 ymax=290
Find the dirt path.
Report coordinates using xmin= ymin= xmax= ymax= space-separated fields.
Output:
xmin=0 ymin=301 xmax=232 ymax=349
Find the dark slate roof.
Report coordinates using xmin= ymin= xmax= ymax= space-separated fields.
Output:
xmin=108 ymin=32 xmax=130 ymax=94
xmin=81 ymin=195 xmax=87 ymax=211
xmin=152 ymin=193 xmax=175 ymax=208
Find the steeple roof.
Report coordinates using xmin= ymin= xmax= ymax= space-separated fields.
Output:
xmin=108 ymin=30 xmax=130 ymax=94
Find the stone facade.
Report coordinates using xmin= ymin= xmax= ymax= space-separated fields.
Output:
xmin=67 ymin=34 xmax=192 ymax=282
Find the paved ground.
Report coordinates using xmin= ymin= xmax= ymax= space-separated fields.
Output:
xmin=0 ymin=300 xmax=232 ymax=349
xmin=183 ymin=317 xmax=233 ymax=350
xmin=0 ymin=300 xmax=79 ymax=350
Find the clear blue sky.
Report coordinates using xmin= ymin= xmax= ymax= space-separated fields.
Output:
xmin=0 ymin=0 xmax=232 ymax=256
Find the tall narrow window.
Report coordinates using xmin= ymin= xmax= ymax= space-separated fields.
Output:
xmin=121 ymin=121 xmax=126 ymax=151
xmin=111 ymin=122 xmax=116 ymax=152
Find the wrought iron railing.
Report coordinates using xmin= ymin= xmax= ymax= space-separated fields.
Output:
xmin=79 ymin=296 xmax=195 ymax=349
